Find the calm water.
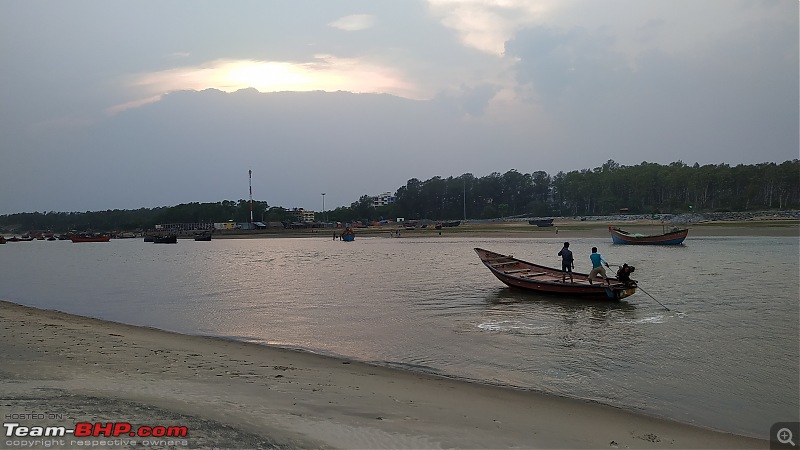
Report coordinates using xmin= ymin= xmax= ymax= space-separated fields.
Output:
xmin=1 ymin=234 xmax=798 ymax=439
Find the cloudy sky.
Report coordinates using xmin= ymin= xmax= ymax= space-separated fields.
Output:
xmin=1 ymin=0 xmax=797 ymax=215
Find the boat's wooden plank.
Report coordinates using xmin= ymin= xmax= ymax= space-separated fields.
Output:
xmin=519 ymin=272 xmax=548 ymax=277
xmin=504 ymin=269 xmax=531 ymax=274
xmin=490 ymin=261 xmax=517 ymax=267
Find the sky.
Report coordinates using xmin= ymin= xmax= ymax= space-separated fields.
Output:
xmin=1 ymin=0 xmax=797 ymax=215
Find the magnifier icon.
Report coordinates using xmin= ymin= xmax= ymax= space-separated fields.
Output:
xmin=778 ymin=428 xmax=796 ymax=446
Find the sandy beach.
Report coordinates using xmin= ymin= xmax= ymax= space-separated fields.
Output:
xmin=0 ymin=301 xmax=769 ymax=449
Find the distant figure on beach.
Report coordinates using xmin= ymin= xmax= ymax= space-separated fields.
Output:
xmin=333 ymin=232 xmax=337 ymax=240
xmin=588 ymin=247 xmax=611 ymax=285
xmin=557 ymin=242 xmax=574 ymax=283
xmin=555 ymin=226 xmax=558 ymax=234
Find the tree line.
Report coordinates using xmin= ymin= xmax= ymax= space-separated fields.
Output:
xmin=1 ymin=160 xmax=797 ymax=232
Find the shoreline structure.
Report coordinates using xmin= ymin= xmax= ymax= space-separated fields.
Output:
xmin=1 ymin=299 xmax=769 ymax=449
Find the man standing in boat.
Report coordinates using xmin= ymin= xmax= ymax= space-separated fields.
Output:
xmin=557 ymin=242 xmax=574 ymax=283
xmin=588 ymin=247 xmax=611 ymax=285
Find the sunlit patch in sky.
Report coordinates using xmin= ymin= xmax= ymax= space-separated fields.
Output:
xmin=427 ymin=0 xmax=553 ymax=55
xmin=113 ymin=55 xmax=419 ymax=113
xmin=329 ymin=14 xmax=376 ymax=31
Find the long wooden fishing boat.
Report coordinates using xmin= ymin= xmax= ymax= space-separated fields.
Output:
xmin=474 ymin=248 xmax=637 ymax=300
xmin=609 ymin=226 xmax=688 ymax=245
xmin=69 ymin=234 xmax=111 ymax=243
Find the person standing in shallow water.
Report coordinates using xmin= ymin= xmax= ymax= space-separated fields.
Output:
xmin=588 ymin=247 xmax=611 ymax=285
xmin=557 ymin=242 xmax=574 ymax=283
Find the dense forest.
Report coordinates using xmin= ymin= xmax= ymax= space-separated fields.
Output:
xmin=2 ymin=160 xmax=798 ymax=232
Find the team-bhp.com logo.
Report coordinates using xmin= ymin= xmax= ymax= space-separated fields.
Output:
xmin=4 ymin=422 xmax=188 ymax=438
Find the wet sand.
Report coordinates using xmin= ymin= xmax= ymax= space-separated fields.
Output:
xmin=0 ymin=301 xmax=768 ymax=449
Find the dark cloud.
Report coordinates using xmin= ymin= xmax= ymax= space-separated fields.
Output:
xmin=505 ymin=26 xmax=628 ymax=105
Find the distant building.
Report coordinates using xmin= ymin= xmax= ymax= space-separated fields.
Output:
xmin=372 ymin=192 xmax=396 ymax=207
xmin=291 ymin=208 xmax=316 ymax=222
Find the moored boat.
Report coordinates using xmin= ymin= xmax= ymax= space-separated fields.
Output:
xmin=194 ymin=233 xmax=212 ymax=241
xmin=341 ymin=227 xmax=355 ymax=242
xmin=609 ymin=226 xmax=688 ymax=245
xmin=69 ymin=234 xmax=111 ymax=243
xmin=474 ymin=248 xmax=637 ymax=300
xmin=528 ymin=218 xmax=554 ymax=227
xmin=153 ymin=235 xmax=178 ymax=244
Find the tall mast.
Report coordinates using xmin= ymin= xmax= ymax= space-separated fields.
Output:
xmin=249 ymin=169 xmax=253 ymax=223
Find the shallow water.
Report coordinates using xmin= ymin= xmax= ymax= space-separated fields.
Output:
xmin=1 ymin=235 xmax=798 ymax=438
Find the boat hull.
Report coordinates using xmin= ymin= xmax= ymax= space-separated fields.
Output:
xmin=69 ymin=235 xmax=111 ymax=243
xmin=153 ymin=235 xmax=178 ymax=244
xmin=474 ymin=248 xmax=636 ymax=300
xmin=341 ymin=234 xmax=355 ymax=242
xmin=528 ymin=218 xmax=554 ymax=227
xmin=609 ymin=227 xmax=688 ymax=245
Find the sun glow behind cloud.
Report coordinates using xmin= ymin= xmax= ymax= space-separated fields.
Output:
xmin=112 ymin=55 xmax=418 ymax=114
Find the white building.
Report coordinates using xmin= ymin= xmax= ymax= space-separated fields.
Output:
xmin=372 ymin=192 xmax=396 ymax=207
xmin=291 ymin=208 xmax=316 ymax=222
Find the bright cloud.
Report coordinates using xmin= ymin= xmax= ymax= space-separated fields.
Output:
xmin=426 ymin=0 xmax=553 ymax=55
xmin=329 ymin=14 xmax=376 ymax=31
xmin=113 ymin=55 xmax=420 ymax=113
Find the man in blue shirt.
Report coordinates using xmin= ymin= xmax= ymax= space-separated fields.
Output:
xmin=588 ymin=247 xmax=611 ymax=285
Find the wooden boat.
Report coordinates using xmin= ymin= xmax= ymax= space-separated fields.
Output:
xmin=153 ymin=235 xmax=178 ymax=244
xmin=474 ymin=248 xmax=637 ymax=300
xmin=0 ymin=236 xmax=5 ymax=244
xmin=609 ymin=226 xmax=688 ymax=245
xmin=194 ymin=233 xmax=212 ymax=241
xmin=528 ymin=218 xmax=554 ymax=227
xmin=69 ymin=234 xmax=111 ymax=243
xmin=441 ymin=220 xmax=461 ymax=227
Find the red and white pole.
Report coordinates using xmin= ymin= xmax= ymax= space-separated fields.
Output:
xmin=249 ymin=169 xmax=253 ymax=223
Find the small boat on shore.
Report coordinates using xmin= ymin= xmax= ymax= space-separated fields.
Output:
xmin=194 ymin=233 xmax=212 ymax=241
xmin=474 ymin=248 xmax=637 ymax=300
xmin=528 ymin=218 xmax=554 ymax=227
xmin=609 ymin=226 xmax=688 ymax=245
xmin=341 ymin=227 xmax=355 ymax=242
xmin=69 ymin=234 xmax=111 ymax=243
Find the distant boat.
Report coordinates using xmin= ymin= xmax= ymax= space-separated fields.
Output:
xmin=143 ymin=235 xmax=155 ymax=242
xmin=609 ymin=226 xmax=688 ymax=245
xmin=69 ymin=234 xmax=111 ymax=243
xmin=153 ymin=235 xmax=178 ymax=244
xmin=441 ymin=220 xmax=461 ymax=227
xmin=194 ymin=233 xmax=212 ymax=241
xmin=0 ymin=236 xmax=5 ymax=244
xmin=341 ymin=227 xmax=355 ymax=242
xmin=474 ymin=248 xmax=637 ymax=301
xmin=528 ymin=218 xmax=554 ymax=227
